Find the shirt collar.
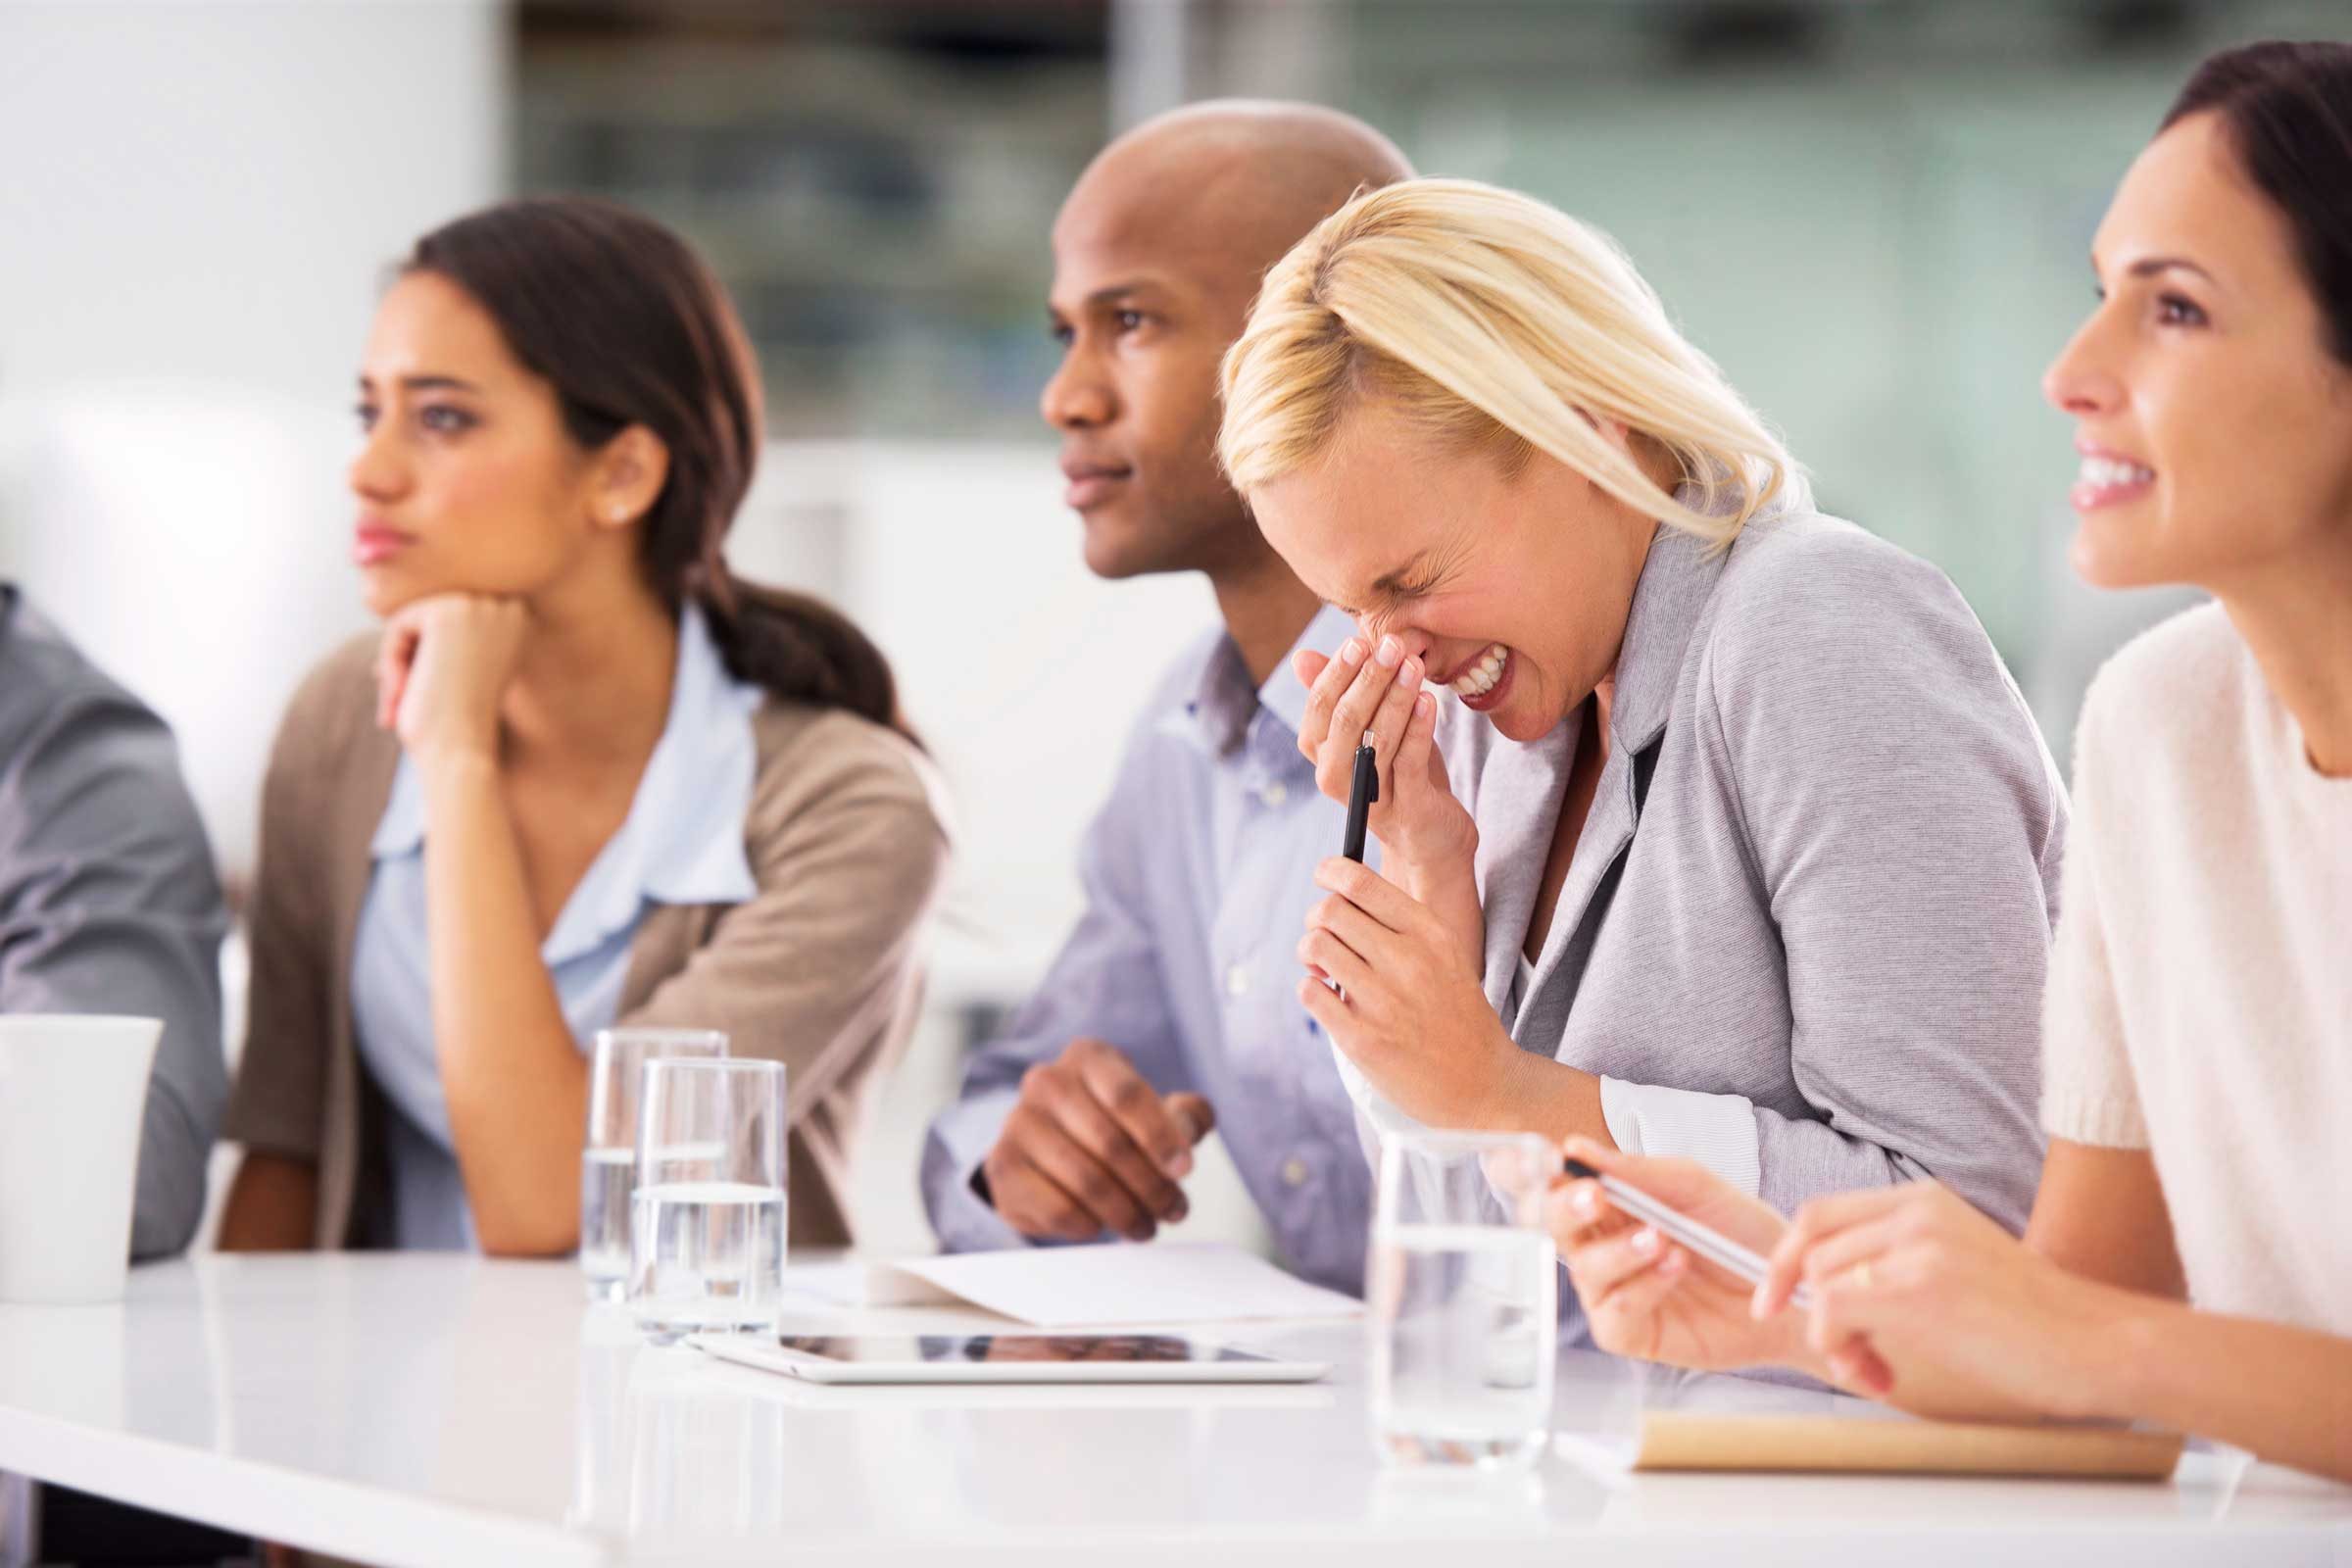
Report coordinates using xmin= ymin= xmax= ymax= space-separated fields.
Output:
xmin=1609 ymin=482 xmax=1798 ymax=755
xmin=370 ymin=602 xmax=762 ymax=963
xmin=1259 ymin=604 xmax=1355 ymax=738
xmin=1177 ymin=603 xmax=1357 ymax=757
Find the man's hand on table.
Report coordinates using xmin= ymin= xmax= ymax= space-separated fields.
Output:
xmin=979 ymin=1038 xmax=1213 ymax=1243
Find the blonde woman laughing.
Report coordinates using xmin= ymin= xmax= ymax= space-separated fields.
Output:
xmin=1217 ymin=173 xmax=2066 ymax=1350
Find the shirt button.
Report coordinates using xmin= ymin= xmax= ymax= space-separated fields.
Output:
xmin=1282 ymin=1157 xmax=1310 ymax=1188
xmin=1225 ymin=964 xmax=1250 ymax=997
xmin=1261 ymin=782 xmax=1288 ymax=807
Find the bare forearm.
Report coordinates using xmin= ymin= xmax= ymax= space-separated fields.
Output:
xmin=2091 ymin=1293 xmax=2352 ymax=1481
xmin=420 ymin=755 xmax=589 ymax=1254
xmin=1491 ymin=1051 xmax=1613 ymax=1150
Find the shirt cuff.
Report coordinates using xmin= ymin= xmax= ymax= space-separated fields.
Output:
xmin=1598 ymin=1076 xmax=1763 ymax=1198
xmin=919 ymin=1087 xmax=1030 ymax=1253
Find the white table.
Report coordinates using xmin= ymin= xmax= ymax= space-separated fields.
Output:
xmin=0 ymin=1255 xmax=2344 ymax=1567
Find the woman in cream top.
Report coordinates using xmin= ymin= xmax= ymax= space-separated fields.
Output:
xmin=219 ymin=198 xmax=950 ymax=1254
xmin=1549 ymin=40 xmax=2352 ymax=1481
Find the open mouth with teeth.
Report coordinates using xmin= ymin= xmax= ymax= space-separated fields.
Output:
xmin=2072 ymin=455 xmax=2157 ymax=511
xmin=1447 ymin=642 xmax=1514 ymax=712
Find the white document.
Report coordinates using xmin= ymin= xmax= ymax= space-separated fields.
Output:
xmin=784 ymin=1243 xmax=1361 ymax=1328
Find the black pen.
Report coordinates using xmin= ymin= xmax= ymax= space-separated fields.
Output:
xmin=1342 ymin=729 xmax=1378 ymax=862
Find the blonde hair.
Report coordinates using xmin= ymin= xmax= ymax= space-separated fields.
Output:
xmin=1218 ymin=177 xmax=1795 ymax=546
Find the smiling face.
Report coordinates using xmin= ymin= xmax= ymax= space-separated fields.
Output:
xmin=2043 ymin=111 xmax=2352 ymax=594
xmin=1247 ymin=402 xmax=1659 ymax=743
xmin=348 ymin=270 xmax=618 ymax=618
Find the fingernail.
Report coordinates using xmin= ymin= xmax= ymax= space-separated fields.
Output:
xmin=1632 ymin=1228 xmax=1659 ymax=1257
xmin=1573 ymin=1188 xmax=1598 ymax=1217
xmin=1169 ymin=1150 xmax=1194 ymax=1179
xmin=1396 ymin=656 xmax=1421 ymax=687
xmin=1374 ymin=636 xmax=1401 ymax=667
xmin=1169 ymin=1196 xmax=1189 ymax=1223
xmin=1749 ymin=1288 xmax=1770 ymax=1320
xmin=1341 ymin=638 xmax=1366 ymax=665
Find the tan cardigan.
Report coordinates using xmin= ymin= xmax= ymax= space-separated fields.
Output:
xmin=221 ymin=636 xmax=952 ymax=1250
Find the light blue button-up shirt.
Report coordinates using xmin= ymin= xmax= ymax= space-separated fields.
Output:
xmin=351 ymin=604 xmax=762 ymax=1250
xmin=921 ymin=607 xmax=1377 ymax=1295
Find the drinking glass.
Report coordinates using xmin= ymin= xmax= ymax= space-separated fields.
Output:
xmin=1368 ymin=1129 xmax=1558 ymax=1468
xmin=628 ymin=1057 xmax=788 ymax=1344
xmin=580 ymin=1028 xmax=728 ymax=1301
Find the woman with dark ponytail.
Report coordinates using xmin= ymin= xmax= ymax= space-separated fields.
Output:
xmin=218 ymin=197 xmax=950 ymax=1256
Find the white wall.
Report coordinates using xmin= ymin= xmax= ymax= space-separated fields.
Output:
xmin=0 ymin=0 xmax=508 ymax=877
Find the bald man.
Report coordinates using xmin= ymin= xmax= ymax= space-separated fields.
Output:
xmin=922 ymin=102 xmax=1413 ymax=1293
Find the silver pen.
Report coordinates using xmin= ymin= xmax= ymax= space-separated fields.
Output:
xmin=1561 ymin=1156 xmax=1815 ymax=1311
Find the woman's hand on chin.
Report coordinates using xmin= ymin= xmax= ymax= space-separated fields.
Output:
xmin=1295 ymin=637 xmax=1477 ymax=882
xmin=1296 ymin=856 xmax=1520 ymax=1130
xmin=376 ymin=594 xmax=532 ymax=764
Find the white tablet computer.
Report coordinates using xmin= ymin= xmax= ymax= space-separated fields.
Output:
xmin=691 ymin=1331 xmax=1330 ymax=1385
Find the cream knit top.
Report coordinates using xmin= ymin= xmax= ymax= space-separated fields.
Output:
xmin=2040 ymin=603 xmax=2351 ymax=1336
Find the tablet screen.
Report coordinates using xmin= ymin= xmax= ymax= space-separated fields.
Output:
xmin=774 ymin=1333 xmax=1274 ymax=1366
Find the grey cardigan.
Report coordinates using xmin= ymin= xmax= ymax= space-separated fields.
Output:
xmin=1449 ymin=501 xmax=2062 ymax=1320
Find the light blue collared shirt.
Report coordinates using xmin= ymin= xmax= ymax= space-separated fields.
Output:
xmin=351 ymin=604 xmax=762 ymax=1250
xmin=921 ymin=607 xmax=1378 ymax=1296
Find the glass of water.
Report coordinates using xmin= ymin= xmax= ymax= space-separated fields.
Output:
xmin=581 ymin=1028 xmax=728 ymax=1301
xmin=1368 ymin=1129 xmax=1558 ymax=1469
xmin=628 ymin=1056 xmax=788 ymax=1345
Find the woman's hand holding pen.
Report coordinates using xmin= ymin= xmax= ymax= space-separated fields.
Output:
xmin=1294 ymin=633 xmax=1480 ymax=967
xmin=1547 ymin=1138 xmax=1830 ymax=1376
xmin=1547 ymin=1144 xmax=2107 ymax=1416
xmin=1296 ymin=855 xmax=1531 ymax=1131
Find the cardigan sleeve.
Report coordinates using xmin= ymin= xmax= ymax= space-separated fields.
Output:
xmin=220 ymin=645 xmax=373 ymax=1162
xmin=615 ymin=709 xmax=953 ymax=1121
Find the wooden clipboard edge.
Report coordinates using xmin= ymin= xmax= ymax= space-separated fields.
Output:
xmin=1634 ymin=1410 xmax=2187 ymax=1480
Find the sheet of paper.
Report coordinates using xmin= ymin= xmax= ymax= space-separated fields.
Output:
xmin=778 ymin=1257 xmax=897 ymax=1306
xmin=857 ymin=1243 xmax=1362 ymax=1327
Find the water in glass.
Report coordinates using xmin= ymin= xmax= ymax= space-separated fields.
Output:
xmin=629 ymin=1180 xmax=787 ymax=1343
xmin=578 ymin=1146 xmax=637 ymax=1299
xmin=627 ymin=1056 xmax=787 ymax=1344
xmin=1368 ymin=1129 xmax=1558 ymax=1469
xmin=1370 ymin=1220 xmax=1556 ymax=1466
xmin=581 ymin=1027 xmax=726 ymax=1301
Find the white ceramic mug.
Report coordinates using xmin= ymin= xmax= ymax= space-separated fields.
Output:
xmin=0 ymin=1015 xmax=162 ymax=1303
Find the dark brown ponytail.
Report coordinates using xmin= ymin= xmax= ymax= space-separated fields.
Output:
xmin=2163 ymin=41 xmax=2352 ymax=368
xmin=404 ymin=196 xmax=911 ymax=739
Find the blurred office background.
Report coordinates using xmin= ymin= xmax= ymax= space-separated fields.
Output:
xmin=0 ymin=0 xmax=2325 ymax=1256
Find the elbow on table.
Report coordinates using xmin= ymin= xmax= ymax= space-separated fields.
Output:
xmin=473 ymin=1209 xmax=580 ymax=1259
